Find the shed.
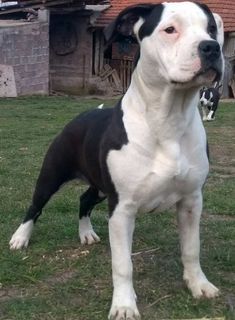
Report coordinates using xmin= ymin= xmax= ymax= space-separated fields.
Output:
xmin=0 ymin=0 xmax=108 ymax=96
xmin=0 ymin=0 xmax=235 ymax=96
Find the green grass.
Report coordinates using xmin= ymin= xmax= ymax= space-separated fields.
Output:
xmin=0 ymin=96 xmax=234 ymax=320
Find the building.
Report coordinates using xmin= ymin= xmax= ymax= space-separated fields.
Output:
xmin=0 ymin=0 xmax=235 ymax=96
xmin=0 ymin=0 xmax=109 ymax=96
xmin=94 ymin=0 xmax=235 ymax=97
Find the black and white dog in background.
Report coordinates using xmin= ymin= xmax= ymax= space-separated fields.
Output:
xmin=200 ymin=82 xmax=222 ymax=121
xmin=10 ymin=2 xmax=224 ymax=319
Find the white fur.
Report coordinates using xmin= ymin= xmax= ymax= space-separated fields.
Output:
xmin=108 ymin=204 xmax=140 ymax=320
xmin=107 ymin=3 xmax=222 ymax=317
xmin=207 ymin=110 xmax=215 ymax=121
xmin=9 ymin=221 xmax=34 ymax=250
xmin=213 ymin=13 xmax=224 ymax=47
xmin=79 ymin=216 xmax=100 ymax=245
xmin=200 ymin=91 xmax=216 ymax=121
xmin=177 ymin=193 xmax=219 ymax=298
xmin=133 ymin=2 xmax=224 ymax=87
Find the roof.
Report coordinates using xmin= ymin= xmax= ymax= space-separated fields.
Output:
xmin=0 ymin=0 xmax=100 ymax=14
xmin=95 ymin=0 xmax=235 ymax=32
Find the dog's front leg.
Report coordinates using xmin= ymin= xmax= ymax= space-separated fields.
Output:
xmin=201 ymin=107 xmax=208 ymax=121
xmin=177 ymin=192 xmax=219 ymax=299
xmin=108 ymin=203 xmax=140 ymax=320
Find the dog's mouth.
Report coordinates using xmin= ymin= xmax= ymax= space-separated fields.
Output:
xmin=171 ymin=67 xmax=221 ymax=87
xmin=195 ymin=67 xmax=221 ymax=83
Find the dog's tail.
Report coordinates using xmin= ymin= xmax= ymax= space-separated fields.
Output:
xmin=97 ymin=104 xmax=104 ymax=109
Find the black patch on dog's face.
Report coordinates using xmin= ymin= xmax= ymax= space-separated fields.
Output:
xmin=104 ymin=4 xmax=164 ymax=45
xmin=138 ymin=4 xmax=164 ymax=40
xmin=204 ymin=89 xmax=211 ymax=100
xmin=195 ymin=2 xmax=218 ymax=40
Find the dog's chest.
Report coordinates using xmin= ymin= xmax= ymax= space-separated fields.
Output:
xmin=138 ymin=145 xmax=190 ymax=211
xmin=107 ymin=140 xmax=197 ymax=212
xmin=106 ymin=98 xmax=208 ymax=212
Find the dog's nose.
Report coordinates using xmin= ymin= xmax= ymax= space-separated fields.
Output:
xmin=198 ymin=40 xmax=220 ymax=62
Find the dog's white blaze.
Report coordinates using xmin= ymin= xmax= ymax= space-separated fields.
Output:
xmin=9 ymin=220 xmax=34 ymax=250
xmin=79 ymin=216 xmax=100 ymax=245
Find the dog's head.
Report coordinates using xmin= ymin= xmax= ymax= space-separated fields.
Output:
xmin=200 ymin=84 xmax=221 ymax=106
xmin=104 ymin=1 xmax=224 ymax=88
xmin=200 ymin=86 xmax=212 ymax=106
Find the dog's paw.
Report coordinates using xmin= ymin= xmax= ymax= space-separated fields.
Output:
xmin=79 ymin=229 xmax=100 ymax=245
xmin=184 ymin=273 xmax=219 ymax=298
xmin=9 ymin=222 xmax=33 ymax=250
xmin=109 ymin=291 xmax=140 ymax=320
xmin=79 ymin=216 xmax=100 ymax=245
xmin=9 ymin=235 xmax=29 ymax=250
xmin=108 ymin=306 xmax=141 ymax=320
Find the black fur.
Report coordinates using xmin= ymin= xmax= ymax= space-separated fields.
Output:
xmin=200 ymin=86 xmax=221 ymax=119
xmin=104 ymin=4 xmax=157 ymax=44
xmin=22 ymin=100 xmax=128 ymax=225
xmin=79 ymin=187 xmax=106 ymax=220
xmin=195 ymin=2 xmax=218 ymax=40
xmin=138 ymin=4 xmax=164 ymax=40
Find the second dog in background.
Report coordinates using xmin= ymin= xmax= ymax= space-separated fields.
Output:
xmin=200 ymin=82 xmax=222 ymax=121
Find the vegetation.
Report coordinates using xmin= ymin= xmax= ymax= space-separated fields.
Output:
xmin=0 ymin=96 xmax=234 ymax=319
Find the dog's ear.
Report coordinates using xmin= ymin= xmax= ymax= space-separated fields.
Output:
xmin=213 ymin=13 xmax=224 ymax=47
xmin=104 ymin=4 xmax=156 ymax=45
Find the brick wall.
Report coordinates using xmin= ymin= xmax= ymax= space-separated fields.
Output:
xmin=0 ymin=15 xmax=49 ymax=96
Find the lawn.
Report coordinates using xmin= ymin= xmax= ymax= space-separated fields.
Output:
xmin=0 ymin=96 xmax=234 ymax=320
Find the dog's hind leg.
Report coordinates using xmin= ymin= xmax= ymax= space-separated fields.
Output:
xmin=207 ymin=102 xmax=218 ymax=121
xmin=9 ymin=139 xmax=76 ymax=250
xmin=79 ymin=187 xmax=106 ymax=245
xmin=9 ymin=173 xmax=69 ymax=250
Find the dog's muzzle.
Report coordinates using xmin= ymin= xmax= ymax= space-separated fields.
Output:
xmin=198 ymin=40 xmax=223 ymax=82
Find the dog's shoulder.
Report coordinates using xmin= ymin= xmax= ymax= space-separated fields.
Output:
xmin=102 ymin=99 xmax=128 ymax=151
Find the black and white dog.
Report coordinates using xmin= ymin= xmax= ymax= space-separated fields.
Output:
xmin=10 ymin=2 xmax=224 ymax=319
xmin=200 ymin=82 xmax=222 ymax=121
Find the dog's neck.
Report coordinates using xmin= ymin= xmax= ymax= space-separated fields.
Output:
xmin=122 ymin=64 xmax=200 ymax=143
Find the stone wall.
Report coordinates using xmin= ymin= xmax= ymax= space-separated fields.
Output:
xmin=0 ymin=12 xmax=49 ymax=97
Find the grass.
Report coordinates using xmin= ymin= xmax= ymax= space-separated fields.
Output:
xmin=0 ymin=96 xmax=234 ymax=320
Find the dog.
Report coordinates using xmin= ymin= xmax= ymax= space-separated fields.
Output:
xmin=200 ymin=82 xmax=222 ymax=121
xmin=10 ymin=2 xmax=224 ymax=319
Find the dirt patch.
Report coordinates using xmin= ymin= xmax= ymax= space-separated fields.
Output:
xmin=0 ymin=270 xmax=77 ymax=303
xmin=203 ymin=212 xmax=235 ymax=221
xmin=211 ymin=165 xmax=235 ymax=175
xmin=40 ymin=248 xmax=90 ymax=264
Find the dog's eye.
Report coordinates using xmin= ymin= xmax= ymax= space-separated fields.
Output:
xmin=164 ymin=26 xmax=176 ymax=34
xmin=208 ymin=25 xmax=217 ymax=36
